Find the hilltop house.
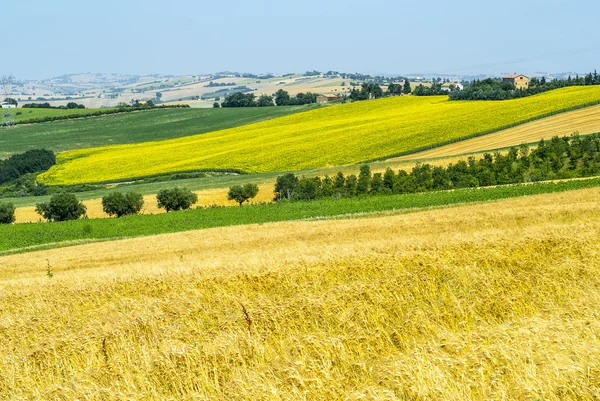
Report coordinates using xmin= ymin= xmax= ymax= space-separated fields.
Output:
xmin=316 ymin=94 xmax=341 ymax=103
xmin=503 ymin=73 xmax=529 ymax=90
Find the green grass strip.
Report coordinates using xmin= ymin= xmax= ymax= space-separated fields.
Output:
xmin=1 ymin=177 xmax=599 ymax=253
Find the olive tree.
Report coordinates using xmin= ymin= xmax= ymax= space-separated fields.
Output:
xmin=36 ymin=192 xmax=87 ymax=222
xmin=102 ymin=192 xmax=144 ymax=217
xmin=156 ymin=188 xmax=198 ymax=212
xmin=227 ymin=183 xmax=259 ymax=206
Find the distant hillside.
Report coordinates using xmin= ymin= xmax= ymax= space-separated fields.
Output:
xmin=39 ymin=86 xmax=600 ymax=185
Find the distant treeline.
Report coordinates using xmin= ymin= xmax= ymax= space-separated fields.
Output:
xmin=204 ymin=81 xmax=237 ymax=87
xmin=22 ymin=102 xmax=86 ymax=109
xmin=10 ymin=103 xmax=190 ymax=126
xmin=274 ymin=133 xmax=600 ymax=201
xmin=450 ymin=71 xmax=600 ymax=101
xmin=219 ymin=90 xmax=318 ymax=108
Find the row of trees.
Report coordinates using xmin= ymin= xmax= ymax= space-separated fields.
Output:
xmin=0 ymin=183 xmax=262 ymax=224
xmin=450 ymin=71 xmax=600 ymax=101
xmin=21 ymin=102 xmax=85 ymax=109
xmin=412 ymin=83 xmax=449 ymax=96
xmin=274 ymin=133 xmax=600 ymax=201
xmin=219 ymin=90 xmax=319 ymax=108
xmin=349 ymin=81 xmax=412 ymax=101
xmin=12 ymin=187 xmax=201 ymax=223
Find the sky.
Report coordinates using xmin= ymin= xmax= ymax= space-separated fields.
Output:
xmin=3 ymin=0 xmax=599 ymax=79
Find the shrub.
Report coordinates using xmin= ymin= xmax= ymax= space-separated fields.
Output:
xmin=156 ymin=188 xmax=198 ymax=212
xmin=102 ymin=192 xmax=144 ymax=217
xmin=36 ymin=192 xmax=87 ymax=222
xmin=227 ymin=183 xmax=259 ymax=206
xmin=0 ymin=202 xmax=16 ymax=224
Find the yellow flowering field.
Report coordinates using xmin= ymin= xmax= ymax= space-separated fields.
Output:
xmin=39 ymin=86 xmax=600 ymax=185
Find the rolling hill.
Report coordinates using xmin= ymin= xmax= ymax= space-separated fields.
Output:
xmin=395 ymin=103 xmax=600 ymax=160
xmin=0 ymin=105 xmax=317 ymax=159
xmin=38 ymin=86 xmax=600 ymax=185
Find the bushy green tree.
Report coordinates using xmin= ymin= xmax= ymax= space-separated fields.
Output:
xmin=370 ymin=173 xmax=383 ymax=194
xmin=403 ymin=79 xmax=412 ymax=94
xmin=0 ymin=202 xmax=15 ymax=224
xmin=256 ymin=94 xmax=274 ymax=107
xmin=274 ymin=89 xmax=291 ymax=106
xmin=222 ymin=92 xmax=256 ymax=107
xmin=274 ymin=173 xmax=298 ymax=201
xmin=228 ymin=183 xmax=259 ymax=206
xmin=357 ymin=164 xmax=371 ymax=194
xmin=157 ymin=188 xmax=198 ymax=212
xmin=102 ymin=192 xmax=144 ymax=217
xmin=36 ymin=192 xmax=87 ymax=222
xmin=295 ymin=177 xmax=320 ymax=200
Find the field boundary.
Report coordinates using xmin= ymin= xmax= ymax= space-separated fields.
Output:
xmin=7 ymin=105 xmax=190 ymax=126
xmin=365 ymin=99 xmax=600 ymax=163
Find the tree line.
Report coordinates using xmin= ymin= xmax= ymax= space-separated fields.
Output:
xmin=349 ymin=81 xmax=412 ymax=101
xmin=273 ymin=133 xmax=600 ymax=201
xmin=6 ymin=103 xmax=190 ymax=126
xmin=219 ymin=90 xmax=318 ymax=108
xmin=450 ymin=71 xmax=600 ymax=101
xmin=22 ymin=102 xmax=86 ymax=109
xmin=0 ymin=181 xmax=263 ymax=224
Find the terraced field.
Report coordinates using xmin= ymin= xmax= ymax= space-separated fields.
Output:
xmin=396 ymin=103 xmax=600 ymax=160
xmin=38 ymin=86 xmax=600 ymax=185
xmin=2 ymin=188 xmax=600 ymax=399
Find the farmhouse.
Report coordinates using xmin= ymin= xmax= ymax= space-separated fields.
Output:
xmin=441 ymin=82 xmax=464 ymax=92
xmin=316 ymin=94 xmax=341 ymax=103
xmin=503 ymin=73 xmax=529 ymax=90
xmin=0 ymin=102 xmax=16 ymax=109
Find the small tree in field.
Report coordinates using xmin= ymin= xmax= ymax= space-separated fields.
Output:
xmin=102 ymin=192 xmax=144 ymax=217
xmin=228 ymin=183 xmax=259 ymax=206
xmin=36 ymin=192 xmax=87 ymax=222
xmin=156 ymin=188 xmax=198 ymax=212
xmin=0 ymin=202 xmax=16 ymax=224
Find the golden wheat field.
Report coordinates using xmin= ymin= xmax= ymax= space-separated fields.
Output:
xmin=397 ymin=103 xmax=600 ymax=161
xmin=1 ymin=188 xmax=600 ymax=400
xmin=38 ymin=86 xmax=600 ymax=185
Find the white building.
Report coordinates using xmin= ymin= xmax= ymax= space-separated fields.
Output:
xmin=0 ymin=103 xmax=16 ymax=109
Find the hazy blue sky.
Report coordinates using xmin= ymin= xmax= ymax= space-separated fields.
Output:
xmin=4 ymin=0 xmax=599 ymax=79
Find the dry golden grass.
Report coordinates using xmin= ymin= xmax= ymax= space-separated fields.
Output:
xmin=1 ymin=188 xmax=600 ymax=399
xmin=395 ymin=103 xmax=600 ymax=161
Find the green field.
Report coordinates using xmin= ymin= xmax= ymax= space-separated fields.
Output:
xmin=10 ymin=107 xmax=114 ymax=124
xmin=2 ymin=177 xmax=599 ymax=254
xmin=0 ymin=105 xmax=317 ymax=159
xmin=37 ymin=86 xmax=600 ymax=185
